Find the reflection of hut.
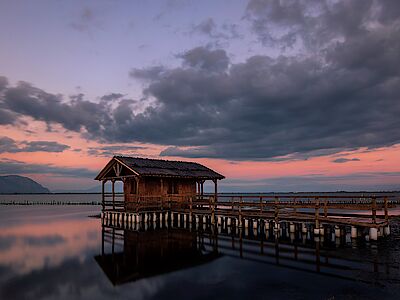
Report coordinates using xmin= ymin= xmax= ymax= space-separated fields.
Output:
xmin=94 ymin=156 xmax=224 ymax=212
xmin=95 ymin=227 xmax=219 ymax=285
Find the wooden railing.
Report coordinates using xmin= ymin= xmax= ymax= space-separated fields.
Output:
xmin=102 ymin=194 xmax=400 ymax=226
xmin=103 ymin=194 xmax=214 ymax=212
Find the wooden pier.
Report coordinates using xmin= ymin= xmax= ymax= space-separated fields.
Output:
xmin=101 ymin=194 xmax=400 ymax=241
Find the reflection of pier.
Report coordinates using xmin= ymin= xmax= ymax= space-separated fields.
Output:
xmin=96 ymin=219 xmax=398 ymax=286
xmin=95 ymin=227 xmax=219 ymax=285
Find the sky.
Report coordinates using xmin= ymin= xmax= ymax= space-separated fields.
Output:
xmin=0 ymin=0 xmax=399 ymax=192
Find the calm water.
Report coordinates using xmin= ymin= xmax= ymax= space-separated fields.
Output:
xmin=1 ymin=197 xmax=400 ymax=299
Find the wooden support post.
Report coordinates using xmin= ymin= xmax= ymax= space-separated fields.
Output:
xmin=101 ymin=180 xmax=105 ymax=212
xmin=214 ymin=179 xmax=218 ymax=203
xmin=201 ymin=181 xmax=204 ymax=196
xmin=239 ymin=196 xmax=243 ymax=227
xmin=372 ymin=196 xmax=377 ymax=224
xmin=384 ymin=196 xmax=388 ymax=222
xmin=190 ymin=195 xmax=193 ymax=220
xmin=112 ymin=179 xmax=115 ymax=211
xmin=211 ymin=196 xmax=215 ymax=225
xmin=324 ymin=200 xmax=327 ymax=218
xmin=314 ymin=198 xmax=320 ymax=235
xmin=260 ymin=196 xmax=263 ymax=215
xmin=274 ymin=197 xmax=279 ymax=230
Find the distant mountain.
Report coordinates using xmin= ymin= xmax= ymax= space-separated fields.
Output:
xmin=0 ymin=175 xmax=50 ymax=194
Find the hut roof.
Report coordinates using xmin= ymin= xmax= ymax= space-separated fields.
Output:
xmin=95 ymin=156 xmax=225 ymax=180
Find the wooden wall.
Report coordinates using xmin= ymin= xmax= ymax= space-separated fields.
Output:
xmin=124 ymin=177 xmax=196 ymax=197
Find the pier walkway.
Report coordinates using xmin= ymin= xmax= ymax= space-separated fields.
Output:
xmin=101 ymin=194 xmax=400 ymax=241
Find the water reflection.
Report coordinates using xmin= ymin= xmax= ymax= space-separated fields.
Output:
xmin=97 ymin=222 xmax=399 ymax=287
xmin=0 ymin=207 xmax=399 ymax=299
xmin=96 ymin=228 xmax=220 ymax=285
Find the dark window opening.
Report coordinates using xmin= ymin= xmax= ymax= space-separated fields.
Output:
xmin=167 ymin=180 xmax=179 ymax=194
xmin=130 ymin=179 xmax=137 ymax=194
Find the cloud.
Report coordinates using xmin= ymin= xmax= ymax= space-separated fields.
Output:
xmin=245 ymin=0 xmax=400 ymax=51
xmin=0 ymin=137 xmax=70 ymax=153
xmin=191 ymin=18 xmax=241 ymax=41
xmin=179 ymin=47 xmax=229 ymax=72
xmin=220 ymin=171 xmax=400 ymax=192
xmin=0 ymin=158 xmax=96 ymax=178
xmin=70 ymin=7 xmax=101 ymax=32
xmin=1 ymin=1 xmax=400 ymax=161
xmin=87 ymin=145 xmax=146 ymax=157
xmin=160 ymin=146 xmax=216 ymax=158
xmin=100 ymin=93 xmax=124 ymax=102
xmin=331 ymin=158 xmax=360 ymax=163
xmin=1 ymin=81 xmax=112 ymax=134
xmin=0 ymin=76 xmax=8 ymax=91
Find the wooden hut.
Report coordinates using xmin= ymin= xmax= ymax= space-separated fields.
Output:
xmin=95 ymin=156 xmax=224 ymax=212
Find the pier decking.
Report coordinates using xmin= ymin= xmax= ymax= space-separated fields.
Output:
xmin=101 ymin=194 xmax=400 ymax=241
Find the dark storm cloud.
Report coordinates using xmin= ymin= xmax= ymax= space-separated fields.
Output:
xmin=245 ymin=0 xmax=400 ymax=50
xmin=0 ymin=158 xmax=96 ymax=178
xmin=1 ymin=0 xmax=400 ymax=161
xmin=0 ymin=76 xmax=8 ymax=91
xmin=100 ymin=93 xmax=124 ymax=101
xmin=179 ymin=47 xmax=229 ymax=72
xmin=0 ymin=109 xmax=17 ymax=125
xmin=0 ymin=137 xmax=70 ymax=153
xmin=332 ymin=158 xmax=360 ymax=164
xmin=1 ymin=81 xmax=112 ymax=134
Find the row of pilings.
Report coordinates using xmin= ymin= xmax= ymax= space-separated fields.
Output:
xmin=101 ymin=211 xmax=391 ymax=241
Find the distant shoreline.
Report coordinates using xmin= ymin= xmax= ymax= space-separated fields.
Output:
xmin=0 ymin=191 xmax=399 ymax=195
